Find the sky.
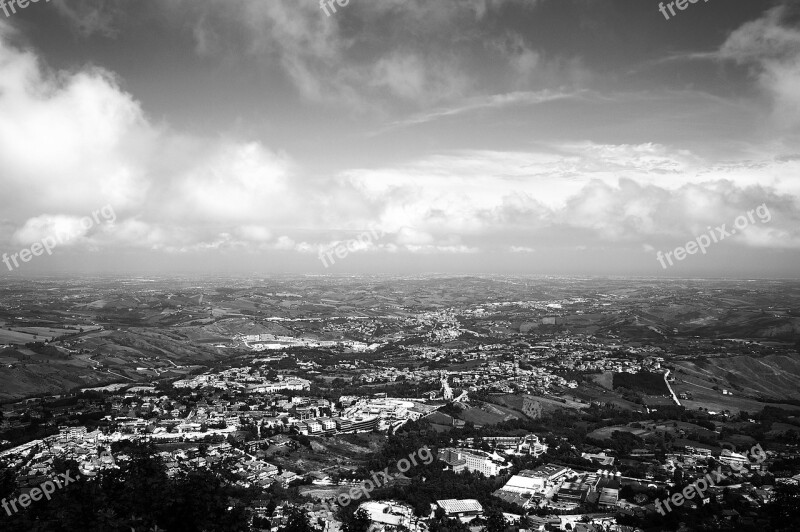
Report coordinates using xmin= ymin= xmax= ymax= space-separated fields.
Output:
xmin=0 ymin=0 xmax=799 ymax=277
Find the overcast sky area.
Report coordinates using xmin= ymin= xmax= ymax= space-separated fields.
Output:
xmin=0 ymin=0 xmax=799 ymax=277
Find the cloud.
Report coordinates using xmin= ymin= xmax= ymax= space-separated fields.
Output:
xmin=0 ymin=36 xmax=153 ymax=219
xmin=0 ymin=30 xmax=352 ymax=253
xmin=51 ymin=0 xmax=126 ymax=38
xmin=340 ymin=144 xmax=800 ymax=251
xmin=13 ymin=215 xmax=101 ymax=247
xmin=166 ymin=0 xmax=575 ymax=111
xmin=717 ymin=5 xmax=800 ymax=129
xmin=2 ymin=9 xmax=799 ymax=268
xmin=369 ymin=51 xmax=469 ymax=104
xmin=375 ymin=89 xmax=584 ymax=133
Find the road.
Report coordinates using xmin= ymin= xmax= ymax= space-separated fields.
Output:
xmin=664 ymin=369 xmax=681 ymax=406
xmin=104 ymin=369 xmax=135 ymax=382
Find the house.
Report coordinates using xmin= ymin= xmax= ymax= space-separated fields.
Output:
xmin=277 ymin=470 xmax=301 ymax=486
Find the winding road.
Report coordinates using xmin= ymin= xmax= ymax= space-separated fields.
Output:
xmin=664 ymin=369 xmax=681 ymax=406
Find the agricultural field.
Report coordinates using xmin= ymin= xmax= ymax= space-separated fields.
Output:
xmin=0 ymin=325 xmax=82 ymax=343
xmin=458 ymin=401 xmax=523 ymax=426
xmin=673 ymin=355 xmax=800 ymax=401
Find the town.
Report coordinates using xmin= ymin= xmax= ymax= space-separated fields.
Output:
xmin=1 ymin=277 xmax=800 ymax=531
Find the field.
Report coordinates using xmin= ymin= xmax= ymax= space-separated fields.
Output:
xmin=0 ymin=321 xmax=91 ymax=344
xmin=459 ymin=401 xmax=524 ymax=426
xmin=0 ymin=324 xmax=233 ymax=401
xmin=671 ymin=360 xmax=800 ymax=414
xmin=588 ymin=420 xmax=717 ymax=442
xmin=673 ymin=355 xmax=800 ymax=401
xmin=272 ymin=434 xmax=382 ymax=476
xmin=592 ymin=372 xmax=614 ymax=390
xmin=613 ymin=371 xmax=669 ymax=395
xmin=563 ymin=385 xmax=643 ymax=412
xmin=588 ymin=425 xmax=649 ymax=440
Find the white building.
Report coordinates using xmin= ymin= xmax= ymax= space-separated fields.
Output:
xmin=436 ymin=499 xmax=483 ymax=522
xmin=719 ymin=449 xmax=750 ymax=468
xmin=499 ymin=474 xmax=546 ymax=494
xmin=358 ymin=501 xmax=425 ymax=532
xmin=438 ymin=448 xmax=508 ymax=477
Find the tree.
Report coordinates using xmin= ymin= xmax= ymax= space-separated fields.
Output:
xmin=0 ymin=465 xmax=15 ymax=501
xmin=343 ymin=508 xmax=371 ymax=532
xmin=279 ymin=506 xmax=313 ymax=532
xmin=266 ymin=499 xmax=277 ymax=516
xmin=0 ymin=443 xmax=250 ymax=532
xmin=484 ymin=509 xmax=506 ymax=532
xmin=768 ymin=482 xmax=800 ymax=531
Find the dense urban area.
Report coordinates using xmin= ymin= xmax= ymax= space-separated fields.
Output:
xmin=1 ymin=276 xmax=799 ymax=532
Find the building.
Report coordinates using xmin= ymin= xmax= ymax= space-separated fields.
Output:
xmin=719 ymin=449 xmax=750 ymax=469
xmin=497 ymin=464 xmax=571 ymax=494
xmin=441 ymin=374 xmax=454 ymax=400
xmin=598 ymin=488 xmax=619 ymax=509
xmin=461 ymin=434 xmax=547 ymax=456
xmin=581 ymin=452 xmax=615 ymax=466
xmin=436 ymin=499 xmax=484 ymax=521
xmin=517 ymin=434 xmax=548 ymax=457
xmin=335 ymin=416 xmax=379 ymax=433
xmin=499 ymin=474 xmax=545 ymax=494
xmin=557 ymin=482 xmax=591 ymax=503
xmin=58 ymin=426 xmax=87 ymax=442
xmin=437 ymin=448 xmax=508 ymax=477
xmin=685 ymin=446 xmax=713 ymax=458
xmin=437 ymin=448 xmax=467 ymax=473
xmin=358 ymin=501 xmax=425 ymax=532
xmin=526 ymin=463 xmax=570 ymax=483
xmin=527 ymin=516 xmax=560 ymax=531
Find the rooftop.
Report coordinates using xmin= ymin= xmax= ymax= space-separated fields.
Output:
xmin=436 ymin=499 xmax=484 ymax=515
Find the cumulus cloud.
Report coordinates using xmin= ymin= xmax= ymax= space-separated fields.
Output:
xmin=341 ymin=144 xmax=800 ymax=251
xmin=0 ymin=35 xmax=152 ymax=219
xmin=2 ymin=4 xmax=800 ymax=271
xmin=13 ymin=214 xmax=104 ymax=247
xmin=0 ymin=30 xmax=358 ymax=254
